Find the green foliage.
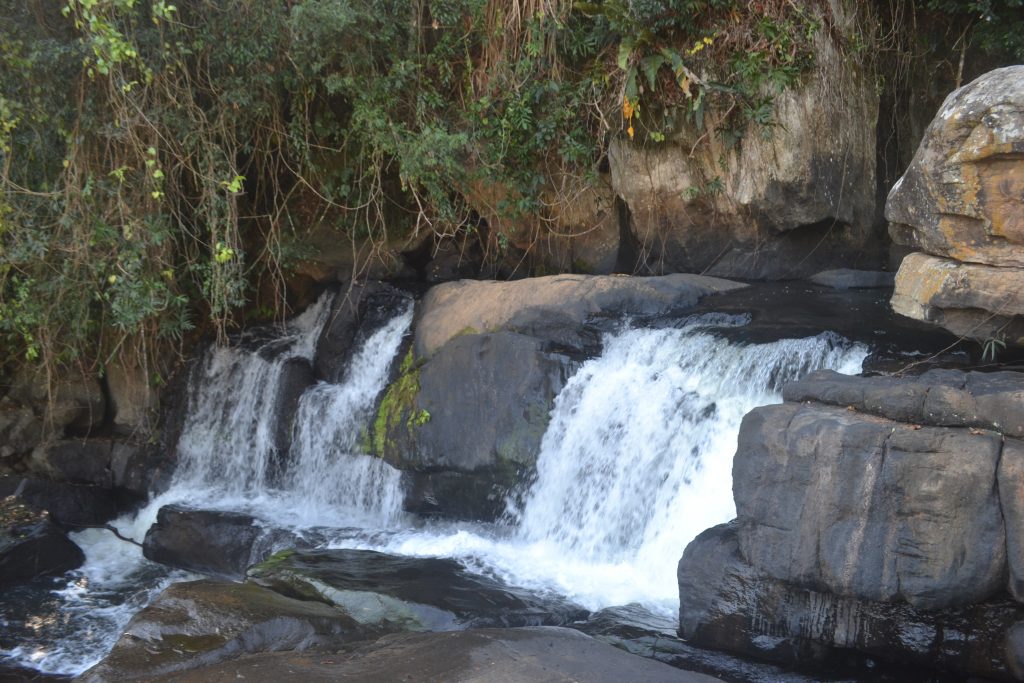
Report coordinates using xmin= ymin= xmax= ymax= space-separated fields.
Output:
xmin=925 ymin=0 xmax=1024 ymax=60
xmin=0 ymin=0 xmax=836 ymax=385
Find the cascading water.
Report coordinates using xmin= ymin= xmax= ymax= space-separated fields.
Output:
xmin=2 ymin=300 xmax=869 ymax=676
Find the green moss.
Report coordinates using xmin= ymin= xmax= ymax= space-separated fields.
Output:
xmin=372 ymin=348 xmax=425 ymax=463
xmin=249 ymin=548 xmax=297 ymax=574
xmin=162 ymin=633 xmax=228 ymax=654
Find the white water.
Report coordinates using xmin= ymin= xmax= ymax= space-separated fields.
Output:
xmin=2 ymin=303 xmax=868 ymax=675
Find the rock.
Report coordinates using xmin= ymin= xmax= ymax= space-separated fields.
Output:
xmin=0 ymin=495 xmax=84 ymax=585
xmin=414 ymin=273 xmax=744 ymax=358
xmin=313 ymin=282 xmax=412 ymax=383
xmin=678 ymin=523 xmax=1021 ymax=681
xmin=0 ymin=399 xmax=42 ymax=462
xmin=270 ymin=357 xmax=315 ymax=476
xmin=142 ymin=505 xmax=299 ymax=580
xmin=1008 ymin=621 xmax=1024 ymax=681
xmin=783 ymin=368 xmax=1024 ymax=438
xmin=891 ymin=252 xmax=1024 ymax=344
xmin=143 ymin=627 xmax=722 ymax=683
xmin=886 ymin=66 xmax=1024 ymax=344
xmin=374 ymin=332 xmax=570 ymax=520
xmin=248 ymin=548 xmax=588 ymax=631
xmin=78 ymin=579 xmax=366 ymax=682
xmin=0 ymin=476 xmax=126 ymax=528
xmin=1000 ymin=439 xmax=1024 ymax=602
xmin=7 ymin=368 xmax=105 ymax=434
xmin=30 ymin=439 xmax=112 ymax=487
xmin=887 ymin=66 xmax=1024 ymax=268
xmin=733 ymin=402 xmax=1006 ymax=609
xmin=808 ymin=269 xmax=894 ymax=290
xmin=609 ymin=6 xmax=880 ymax=279
xmin=110 ymin=441 xmax=171 ymax=498
xmin=105 ymin=361 xmax=157 ymax=434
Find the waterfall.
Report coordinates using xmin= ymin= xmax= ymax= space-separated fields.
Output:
xmin=171 ymin=290 xmax=411 ymax=525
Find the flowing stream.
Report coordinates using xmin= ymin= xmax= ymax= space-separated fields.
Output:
xmin=0 ymin=296 xmax=867 ymax=675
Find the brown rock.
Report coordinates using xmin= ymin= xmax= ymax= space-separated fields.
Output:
xmin=891 ymin=252 xmax=1024 ymax=343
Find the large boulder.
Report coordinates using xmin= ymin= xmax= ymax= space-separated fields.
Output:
xmin=78 ymin=579 xmax=367 ymax=682
xmin=105 ymin=360 xmax=157 ymax=435
xmin=679 ymin=369 xmax=1024 ymax=679
xmin=414 ymin=273 xmax=744 ymax=358
xmin=886 ymin=66 xmax=1024 ymax=345
xmin=374 ymin=332 xmax=571 ymax=519
xmin=376 ymin=273 xmax=742 ymax=520
xmin=0 ymin=495 xmax=84 ymax=585
xmin=0 ymin=475 xmax=127 ymax=528
xmin=609 ymin=4 xmax=881 ymax=278
xmin=249 ymin=548 xmax=587 ymax=631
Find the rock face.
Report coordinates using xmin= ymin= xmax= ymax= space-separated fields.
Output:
xmin=609 ymin=5 xmax=880 ymax=279
xmin=374 ymin=273 xmax=743 ymax=519
xmin=887 ymin=66 xmax=1024 ymax=345
xmin=678 ymin=368 xmax=1024 ymax=680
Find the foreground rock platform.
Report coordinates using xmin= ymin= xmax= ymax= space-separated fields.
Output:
xmin=145 ymin=627 xmax=723 ymax=683
xmin=679 ymin=367 xmax=1024 ymax=681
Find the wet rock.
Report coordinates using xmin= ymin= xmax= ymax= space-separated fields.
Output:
xmin=7 ymin=369 xmax=105 ymax=435
xmin=734 ymin=402 xmax=1006 ymax=609
xmin=1007 ymin=621 xmax=1024 ymax=681
xmin=0 ymin=476 xmax=125 ymax=528
xmin=808 ymin=269 xmax=894 ymax=290
xmin=143 ymin=506 xmax=300 ymax=580
xmin=78 ymin=579 xmax=366 ymax=683
xmin=414 ymin=273 xmax=744 ymax=358
xmin=678 ymin=524 xmax=1021 ymax=681
xmin=0 ymin=496 xmax=84 ymax=585
xmin=145 ymin=627 xmax=722 ymax=683
xmin=109 ymin=442 xmax=170 ymax=499
xmin=1000 ymin=439 xmax=1024 ymax=602
xmin=313 ymin=282 xmax=412 ymax=383
xmin=248 ymin=548 xmax=588 ymax=631
xmin=886 ymin=66 xmax=1024 ymax=344
xmin=374 ymin=332 xmax=569 ymax=521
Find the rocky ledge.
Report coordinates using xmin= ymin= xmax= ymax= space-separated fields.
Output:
xmin=678 ymin=368 xmax=1024 ymax=681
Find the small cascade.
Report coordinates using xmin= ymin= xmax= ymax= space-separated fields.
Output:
xmin=286 ymin=305 xmax=413 ymax=524
xmin=174 ymin=293 xmax=333 ymax=492
xmin=169 ymin=290 xmax=412 ymax=525
xmin=506 ymin=316 xmax=867 ymax=605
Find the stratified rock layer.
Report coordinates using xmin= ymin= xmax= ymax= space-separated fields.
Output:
xmin=679 ymin=368 xmax=1024 ymax=680
xmin=887 ymin=66 xmax=1024 ymax=344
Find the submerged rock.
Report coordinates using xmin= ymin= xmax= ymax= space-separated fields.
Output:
xmin=0 ymin=495 xmax=83 ymax=585
xmin=143 ymin=626 xmax=722 ymax=683
xmin=77 ymin=580 xmax=367 ymax=682
xmin=248 ymin=548 xmax=588 ymax=631
xmin=808 ymin=269 xmax=894 ymax=290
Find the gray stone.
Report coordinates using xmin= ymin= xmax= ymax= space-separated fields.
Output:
xmin=0 ymin=400 xmax=42 ymax=461
xmin=734 ymin=402 xmax=1006 ymax=609
xmin=78 ymin=579 xmax=366 ymax=683
xmin=30 ymin=439 xmax=113 ymax=487
xmin=808 ymin=269 xmax=894 ymax=290
xmin=1 ymin=475 xmax=125 ymax=528
xmin=678 ymin=523 xmax=1021 ymax=681
xmin=783 ymin=368 xmax=1024 ymax=438
xmin=1007 ymin=621 xmax=1024 ymax=681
